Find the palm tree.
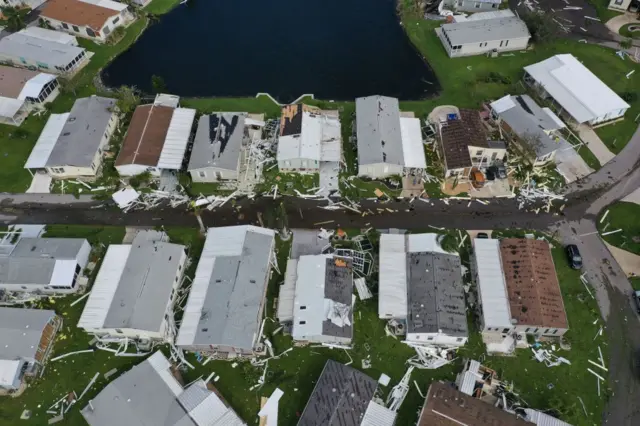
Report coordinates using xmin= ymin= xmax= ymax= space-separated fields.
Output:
xmin=1 ymin=6 xmax=28 ymax=33
xmin=115 ymin=85 xmax=140 ymax=115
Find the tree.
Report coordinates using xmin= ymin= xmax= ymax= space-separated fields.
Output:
xmin=523 ymin=11 xmax=559 ymax=45
xmin=619 ymin=38 xmax=633 ymax=50
xmin=115 ymin=85 xmax=140 ymax=115
xmin=58 ymin=76 xmax=82 ymax=96
xmin=151 ymin=75 xmax=167 ymax=94
xmin=518 ymin=132 xmax=545 ymax=164
xmin=1 ymin=6 xmax=28 ymax=32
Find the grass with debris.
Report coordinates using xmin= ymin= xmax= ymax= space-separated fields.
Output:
xmin=597 ymin=201 xmax=640 ymax=255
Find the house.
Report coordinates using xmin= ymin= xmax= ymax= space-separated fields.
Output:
xmin=608 ymin=0 xmax=635 ymax=12
xmin=0 ymin=66 xmax=59 ymax=126
xmin=471 ymin=238 xmax=517 ymax=355
xmin=77 ymin=231 xmax=187 ymax=342
xmin=0 ymin=308 xmax=61 ymax=391
xmin=438 ymin=109 xmax=506 ymax=178
xmin=451 ymin=9 xmax=517 ymax=23
xmin=500 ymin=238 xmax=569 ymax=337
xmin=82 ymin=351 xmax=246 ymax=426
xmin=115 ymin=94 xmax=196 ymax=177
xmin=277 ymin=104 xmax=341 ymax=173
xmin=297 ymin=359 xmax=397 ymax=426
xmin=176 ymin=226 xmax=275 ymax=357
xmin=491 ymin=94 xmax=568 ymax=166
xmin=287 ymin=254 xmax=354 ymax=346
xmin=523 ymin=54 xmax=630 ymax=126
xmin=378 ymin=233 xmax=468 ymax=346
xmin=436 ymin=14 xmax=530 ymax=58
xmin=0 ymin=32 xmax=89 ymax=75
xmin=3 ymin=0 xmax=47 ymax=9
xmin=0 ymin=237 xmax=91 ymax=294
xmin=356 ymin=95 xmax=426 ymax=179
xmin=417 ymin=381 xmax=529 ymax=426
xmin=442 ymin=0 xmax=503 ymax=13
xmin=188 ymin=113 xmax=264 ymax=183
xmin=21 ymin=27 xmax=79 ymax=46
xmin=41 ymin=0 xmax=130 ymax=43
xmin=24 ymin=96 xmax=118 ymax=179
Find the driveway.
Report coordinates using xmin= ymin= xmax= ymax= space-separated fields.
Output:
xmin=577 ymin=124 xmax=616 ymax=166
xmin=606 ymin=13 xmax=640 ymax=34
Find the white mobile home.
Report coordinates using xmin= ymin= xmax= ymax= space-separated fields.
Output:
xmin=20 ymin=27 xmax=79 ymax=46
xmin=24 ymin=96 xmax=118 ymax=179
xmin=77 ymin=231 xmax=187 ymax=341
xmin=0 ymin=238 xmax=91 ymax=295
xmin=436 ymin=16 xmax=530 ymax=58
xmin=442 ymin=0 xmax=503 ymax=13
xmin=0 ymin=66 xmax=59 ymax=126
xmin=524 ymin=54 xmax=630 ymax=126
xmin=356 ymin=95 xmax=426 ymax=179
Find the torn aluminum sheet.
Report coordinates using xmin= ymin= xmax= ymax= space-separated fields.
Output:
xmin=324 ymin=299 xmax=351 ymax=328
xmin=354 ymin=277 xmax=373 ymax=300
xmin=386 ymin=366 xmax=414 ymax=412
xmin=405 ymin=342 xmax=457 ymax=369
xmin=531 ymin=347 xmax=571 ymax=367
xmin=112 ymin=188 xmax=139 ymax=210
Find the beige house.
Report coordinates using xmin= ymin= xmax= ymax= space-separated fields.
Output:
xmin=608 ymin=0 xmax=633 ymax=11
xmin=24 ymin=96 xmax=118 ymax=179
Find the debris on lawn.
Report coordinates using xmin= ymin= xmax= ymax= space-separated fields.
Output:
xmin=405 ymin=342 xmax=458 ymax=369
xmin=50 ymin=349 xmax=94 ymax=362
xmin=531 ymin=347 xmax=571 ymax=367
xmin=354 ymin=277 xmax=373 ymax=300
xmin=258 ymin=388 xmax=284 ymax=426
xmin=112 ymin=187 xmax=139 ymax=210
xmin=386 ymin=366 xmax=413 ymax=411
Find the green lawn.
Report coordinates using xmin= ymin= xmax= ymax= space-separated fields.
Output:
xmin=42 ymin=225 xmax=126 ymax=245
xmin=586 ymin=0 xmax=625 ymax=23
xmin=182 ymin=95 xmax=282 ymax=118
xmin=620 ymin=23 xmax=640 ymax=39
xmin=597 ymin=201 xmax=640 ymax=254
xmin=144 ymin=0 xmax=182 ymax=15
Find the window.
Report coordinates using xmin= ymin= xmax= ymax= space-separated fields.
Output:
xmin=62 ymin=23 xmax=69 ymax=29
xmin=104 ymin=26 xmax=111 ymax=36
xmin=615 ymin=0 xmax=623 ymax=4
xmin=50 ymin=167 xmax=65 ymax=174
xmin=491 ymin=152 xmax=498 ymax=161
xmin=72 ymin=25 xmax=79 ymax=32
xmin=492 ymin=2 xmax=498 ymax=7
xmin=525 ymin=327 xmax=531 ymax=332
xmin=544 ymin=329 xmax=550 ymax=334
xmin=299 ymin=321 xmax=306 ymax=325
xmin=116 ymin=329 xmax=123 ymax=334
xmin=533 ymin=328 xmax=539 ymax=333
xmin=427 ymin=337 xmax=434 ymax=340
xmin=505 ymin=40 xmax=509 ymax=47
xmin=476 ymin=150 xmax=483 ymax=156
xmin=91 ymin=162 xmax=96 ymax=170
xmin=21 ymin=286 xmax=27 ymax=290
xmin=502 ymin=328 xmax=510 ymax=334
xmin=198 ymin=171 xmax=206 ymax=178
xmin=475 ymin=2 xmax=481 ymax=8
xmin=86 ymin=28 xmax=95 ymax=37
xmin=552 ymin=329 xmax=558 ymax=334
xmin=300 ymin=306 xmax=307 ymax=310
xmin=456 ymin=337 xmax=464 ymax=342
xmin=113 ymin=17 xmax=120 ymax=25
xmin=500 ymin=41 xmax=504 ymax=47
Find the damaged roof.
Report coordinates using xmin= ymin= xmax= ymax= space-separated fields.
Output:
xmin=115 ymin=104 xmax=174 ymax=167
xmin=297 ymin=359 xmax=377 ymax=426
xmin=499 ymin=238 xmax=568 ymax=330
xmin=440 ymin=109 xmax=490 ymax=170
xmin=418 ymin=382 xmax=528 ymax=426
xmin=355 ymin=95 xmax=404 ymax=167
xmin=0 ymin=307 xmax=56 ymax=360
xmin=188 ymin=113 xmax=247 ymax=172
xmin=406 ymin=252 xmax=468 ymax=337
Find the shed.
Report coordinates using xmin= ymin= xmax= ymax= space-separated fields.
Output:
xmin=176 ymin=226 xmax=275 ymax=355
xmin=523 ymin=54 xmax=630 ymax=126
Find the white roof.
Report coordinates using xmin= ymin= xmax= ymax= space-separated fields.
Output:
xmin=407 ymin=233 xmax=451 ymax=254
xmin=542 ymin=107 xmax=566 ymax=129
xmin=153 ymin=93 xmax=180 ymax=108
xmin=77 ymin=245 xmax=130 ymax=330
xmin=277 ymin=111 xmax=341 ymax=162
xmin=80 ymin=0 xmax=127 ymax=11
xmin=0 ymin=359 xmax=20 ymax=388
xmin=524 ymin=54 xmax=630 ymax=123
xmin=490 ymin=95 xmax=516 ymax=114
xmin=147 ymin=351 xmax=183 ymax=397
xmin=20 ymin=27 xmax=77 ymax=45
xmin=399 ymin=117 xmax=426 ymax=169
xmin=378 ymin=234 xmax=407 ymax=319
xmin=0 ymin=97 xmax=24 ymax=119
xmin=18 ymin=73 xmax=56 ymax=101
xmin=258 ymin=388 xmax=283 ymax=426
xmin=50 ymin=259 xmax=78 ymax=287
xmin=473 ymin=239 xmax=512 ymax=329
xmin=276 ymin=259 xmax=297 ymax=323
xmin=524 ymin=408 xmax=573 ymax=426
xmin=292 ymin=255 xmax=330 ymax=340
xmin=361 ymin=401 xmax=397 ymax=426
xmin=112 ymin=188 xmax=140 ymax=209
xmin=157 ymin=107 xmax=196 ymax=170
xmin=456 ymin=9 xmax=515 ymax=23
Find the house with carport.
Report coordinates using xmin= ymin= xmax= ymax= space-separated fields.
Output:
xmin=0 ymin=66 xmax=59 ymax=126
xmin=115 ymin=94 xmax=196 ymax=178
xmin=355 ymin=95 xmax=426 ymax=180
xmin=41 ymin=0 xmax=131 ymax=43
xmin=523 ymin=54 xmax=630 ymax=127
xmin=24 ymin=96 xmax=118 ymax=179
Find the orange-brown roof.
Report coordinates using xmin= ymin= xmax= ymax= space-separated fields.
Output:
xmin=0 ymin=66 xmax=40 ymax=98
xmin=418 ymin=382 xmax=528 ymax=426
xmin=115 ymin=104 xmax=174 ymax=167
xmin=500 ymin=238 xmax=568 ymax=330
xmin=41 ymin=0 xmax=121 ymax=31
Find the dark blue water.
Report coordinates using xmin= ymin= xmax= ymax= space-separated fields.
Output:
xmin=102 ymin=0 xmax=439 ymax=103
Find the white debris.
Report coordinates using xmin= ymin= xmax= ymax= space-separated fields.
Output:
xmin=112 ymin=188 xmax=140 ymax=210
xmin=354 ymin=277 xmax=373 ymax=300
xmin=386 ymin=366 xmax=413 ymax=412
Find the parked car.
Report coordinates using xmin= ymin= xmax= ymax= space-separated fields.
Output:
xmin=565 ymin=244 xmax=583 ymax=269
xmin=633 ymin=290 xmax=640 ymax=314
xmin=487 ymin=165 xmax=507 ymax=180
xmin=470 ymin=168 xmax=485 ymax=188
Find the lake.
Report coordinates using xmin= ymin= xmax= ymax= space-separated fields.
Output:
xmin=102 ymin=0 xmax=440 ymax=103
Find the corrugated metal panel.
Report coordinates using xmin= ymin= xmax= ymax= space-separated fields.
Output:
xmin=524 ymin=408 xmax=572 ymax=426
xmin=182 ymin=381 xmax=245 ymax=426
xmin=147 ymin=351 xmax=184 ymax=397
xmin=361 ymin=401 xmax=397 ymax=426
xmin=459 ymin=371 xmax=479 ymax=396
xmin=407 ymin=233 xmax=450 ymax=254
xmin=277 ymin=259 xmax=297 ymax=322
xmin=17 ymin=73 xmax=56 ymax=100
xmin=379 ymin=234 xmax=407 ymax=319
xmin=292 ymin=255 xmax=328 ymax=340
xmin=77 ymin=245 xmax=130 ymax=330
xmin=157 ymin=107 xmax=196 ymax=170
xmin=24 ymin=113 xmax=69 ymax=169
xmin=474 ymin=239 xmax=513 ymax=329
xmin=0 ymin=360 xmax=21 ymax=388
xmin=468 ymin=359 xmax=481 ymax=374
xmin=400 ymin=117 xmax=426 ymax=169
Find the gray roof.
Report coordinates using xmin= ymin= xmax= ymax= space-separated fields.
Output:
xmin=291 ymin=229 xmax=330 ymax=260
xmin=103 ymin=233 xmax=185 ymax=332
xmin=81 ymin=355 xmax=195 ymax=426
xmin=0 ymin=33 xmax=86 ymax=68
xmin=193 ymin=230 xmax=273 ymax=351
xmin=442 ymin=17 xmax=530 ymax=45
xmin=407 ymin=252 xmax=468 ymax=337
xmin=188 ymin=113 xmax=247 ymax=172
xmin=497 ymin=95 xmax=564 ymax=158
xmin=356 ymin=95 xmax=404 ymax=166
xmin=298 ymin=359 xmax=377 ymax=426
xmin=322 ymin=257 xmax=353 ymax=339
xmin=46 ymin=96 xmax=116 ymax=168
xmin=0 ymin=238 xmax=86 ymax=286
xmin=0 ymin=307 xmax=56 ymax=360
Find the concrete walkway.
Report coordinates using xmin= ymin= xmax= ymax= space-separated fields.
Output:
xmin=604 ymin=241 xmax=640 ymax=277
xmin=576 ymin=124 xmax=616 ymax=166
xmin=606 ymin=13 xmax=640 ymax=34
